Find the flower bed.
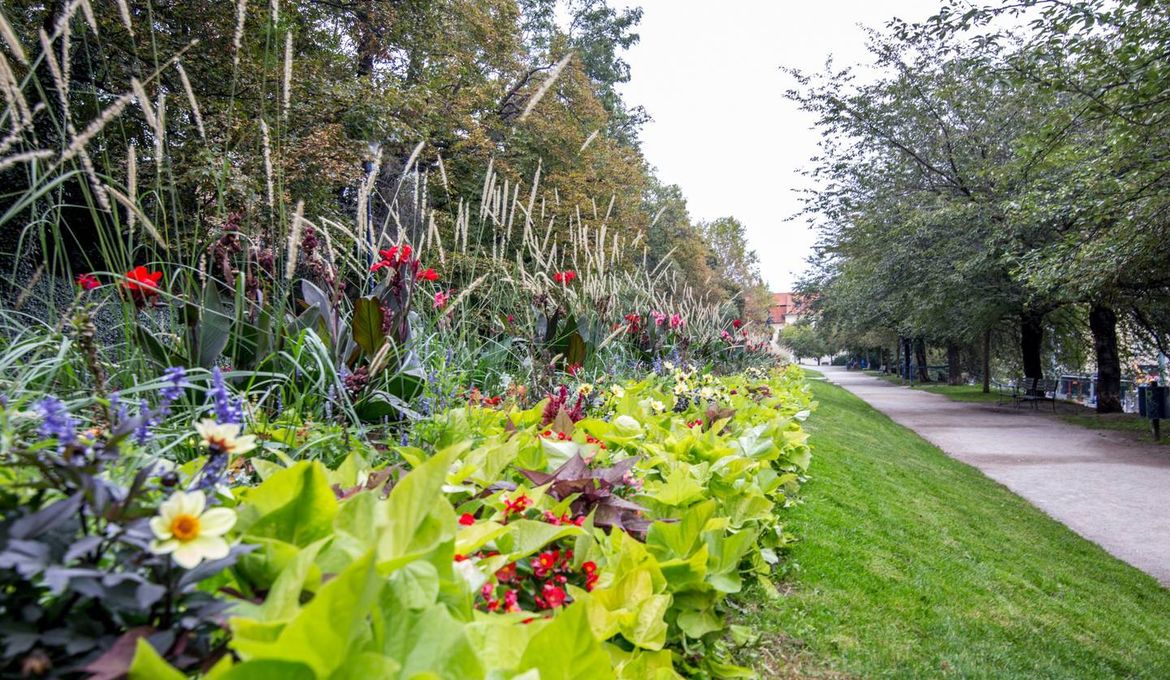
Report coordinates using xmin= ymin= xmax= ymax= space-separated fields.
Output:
xmin=0 ymin=364 xmax=811 ymax=679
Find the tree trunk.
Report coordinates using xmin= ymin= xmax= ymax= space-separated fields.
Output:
xmin=947 ymin=342 xmax=962 ymax=385
xmin=915 ymin=338 xmax=931 ymax=382
xmin=981 ymin=329 xmax=991 ymax=393
xmin=1020 ymin=309 xmax=1045 ymax=382
xmin=902 ymin=336 xmax=912 ymax=380
xmin=1089 ymin=303 xmax=1122 ymax=414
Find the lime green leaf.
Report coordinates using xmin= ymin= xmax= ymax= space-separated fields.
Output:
xmin=236 ymin=461 xmax=338 ymax=547
xmin=213 ymin=660 xmax=317 ymax=680
xmin=376 ymin=445 xmax=463 ymax=571
xmin=127 ymin=639 xmax=184 ymax=680
xmin=518 ymin=604 xmax=615 ymax=680
xmin=232 ymin=551 xmax=383 ymax=677
xmin=379 ymin=601 xmax=485 ymax=679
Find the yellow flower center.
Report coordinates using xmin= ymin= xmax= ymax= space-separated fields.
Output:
xmin=170 ymin=514 xmax=201 ymax=541
xmin=206 ymin=435 xmax=231 ymax=454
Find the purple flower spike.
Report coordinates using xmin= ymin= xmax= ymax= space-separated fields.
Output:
xmin=36 ymin=396 xmax=78 ymax=448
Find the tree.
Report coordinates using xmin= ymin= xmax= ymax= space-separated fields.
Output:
xmin=780 ymin=320 xmax=830 ymax=365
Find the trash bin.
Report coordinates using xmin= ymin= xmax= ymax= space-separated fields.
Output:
xmin=1139 ymin=384 xmax=1169 ymax=419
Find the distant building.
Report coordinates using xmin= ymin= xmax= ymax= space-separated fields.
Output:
xmin=766 ymin=292 xmax=803 ymax=328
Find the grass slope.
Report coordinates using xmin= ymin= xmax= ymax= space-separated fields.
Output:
xmin=736 ymin=378 xmax=1170 ymax=679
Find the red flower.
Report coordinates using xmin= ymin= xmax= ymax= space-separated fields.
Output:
xmin=542 ymin=582 xmax=567 ymax=608
xmin=566 ymin=363 xmax=582 ymax=377
xmin=732 ymin=319 xmax=743 ymax=329
xmin=75 ymin=273 xmax=100 ymax=290
xmin=552 ymin=270 xmax=577 ymax=284
xmin=496 ymin=562 xmax=518 ymax=582
xmin=503 ymin=588 xmax=520 ymax=612
xmin=504 ymin=494 xmax=531 ymax=516
xmin=458 ymin=513 xmax=476 ymax=526
xmin=417 ymin=268 xmax=439 ymax=281
xmin=454 ymin=553 xmax=468 ymax=562
xmin=371 ymin=244 xmax=416 ymax=272
xmin=122 ymin=266 xmax=162 ymax=304
xmin=582 ymin=561 xmax=597 ymax=574
xmin=533 ymin=550 xmax=559 ymax=577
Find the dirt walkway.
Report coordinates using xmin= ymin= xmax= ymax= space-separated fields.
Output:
xmin=819 ymin=366 xmax=1170 ymax=586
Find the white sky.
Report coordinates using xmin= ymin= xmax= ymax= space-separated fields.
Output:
xmin=616 ymin=0 xmax=945 ymax=291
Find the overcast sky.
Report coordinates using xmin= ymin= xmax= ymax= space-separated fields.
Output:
xmin=616 ymin=0 xmax=945 ymax=291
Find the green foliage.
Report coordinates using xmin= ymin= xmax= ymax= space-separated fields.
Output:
xmin=98 ymin=365 xmax=813 ymax=679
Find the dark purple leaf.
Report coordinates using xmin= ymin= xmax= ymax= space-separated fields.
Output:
xmin=10 ymin=493 xmax=83 ymax=539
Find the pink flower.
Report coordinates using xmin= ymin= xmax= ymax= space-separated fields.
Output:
xmin=434 ymin=290 xmax=451 ymax=309
xmin=669 ymin=313 xmax=685 ymax=330
xmin=651 ymin=310 xmax=666 ymax=326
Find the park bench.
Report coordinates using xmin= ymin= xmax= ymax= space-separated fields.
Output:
xmin=994 ymin=377 xmax=1057 ymax=410
xmin=1017 ymin=378 xmax=1058 ymax=411
xmin=994 ymin=377 xmax=1027 ymax=406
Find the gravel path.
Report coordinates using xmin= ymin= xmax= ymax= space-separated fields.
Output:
xmin=819 ymin=365 xmax=1170 ymax=586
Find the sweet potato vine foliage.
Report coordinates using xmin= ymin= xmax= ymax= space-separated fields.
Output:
xmin=3 ymin=365 xmax=811 ymax=679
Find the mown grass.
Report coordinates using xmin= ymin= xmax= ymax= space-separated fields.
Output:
xmin=734 ymin=378 xmax=1170 ymax=679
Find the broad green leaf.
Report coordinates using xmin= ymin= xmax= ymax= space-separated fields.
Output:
xmin=466 ymin=618 xmax=537 ymax=673
xmin=376 ymin=444 xmax=463 ymax=571
xmin=236 ymin=461 xmax=338 ymax=547
xmin=455 ymin=520 xmax=510 ymax=557
xmin=497 ymin=519 xmax=584 ymax=561
xmin=213 ymin=660 xmax=317 ymax=680
xmin=518 ymin=604 xmax=615 ymax=680
xmin=232 ymin=538 xmax=329 ymax=622
xmin=351 ymin=296 xmax=386 ymax=357
xmin=128 ymin=639 xmax=184 ymax=680
xmin=232 ymin=551 xmax=383 ymax=677
xmin=644 ymin=467 xmax=704 ymax=507
xmin=647 ymin=500 xmax=716 ymax=559
xmin=379 ymin=600 xmax=485 ymax=679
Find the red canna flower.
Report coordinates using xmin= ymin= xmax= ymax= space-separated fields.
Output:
xmin=76 ymin=273 xmax=100 ymax=290
xmin=732 ymin=319 xmax=743 ymax=329
xmin=552 ymin=270 xmax=577 ymax=284
xmin=122 ymin=266 xmax=162 ymax=305
xmin=371 ymin=244 xmax=416 ymax=272
xmin=417 ymin=267 xmax=439 ymax=281
xmin=458 ymin=513 xmax=476 ymax=526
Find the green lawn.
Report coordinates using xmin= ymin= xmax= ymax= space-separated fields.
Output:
xmin=734 ymin=378 xmax=1170 ymax=679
